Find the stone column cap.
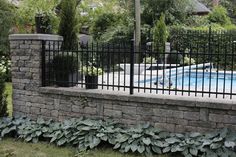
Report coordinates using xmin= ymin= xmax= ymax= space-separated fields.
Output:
xmin=9 ymin=34 xmax=63 ymax=41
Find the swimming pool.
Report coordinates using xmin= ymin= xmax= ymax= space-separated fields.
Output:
xmin=138 ymin=71 xmax=236 ymax=93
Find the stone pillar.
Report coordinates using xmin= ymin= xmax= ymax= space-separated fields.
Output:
xmin=9 ymin=34 xmax=63 ymax=118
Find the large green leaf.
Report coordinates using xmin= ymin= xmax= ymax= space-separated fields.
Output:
xmin=142 ymin=137 xmax=151 ymax=145
xmin=152 ymin=146 xmax=162 ymax=154
xmin=154 ymin=141 xmax=169 ymax=147
xmin=224 ymin=141 xmax=235 ymax=148
xmin=162 ymin=146 xmax=171 ymax=153
xmin=57 ymin=137 xmax=67 ymax=146
xmin=210 ymin=143 xmax=222 ymax=150
xmin=130 ymin=143 xmax=138 ymax=152
xmin=137 ymin=145 xmax=145 ymax=153
xmin=113 ymin=143 xmax=121 ymax=149
xmin=189 ymin=148 xmax=198 ymax=156
xmin=90 ymin=137 xmax=101 ymax=149
xmin=165 ymin=137 xmax=180 ymax=144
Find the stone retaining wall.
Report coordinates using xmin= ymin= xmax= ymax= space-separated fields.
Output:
xmin=9 ymin=34 xmax=236 ymax=133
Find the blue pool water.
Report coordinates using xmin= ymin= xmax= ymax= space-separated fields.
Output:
xmin=139 ymin=72 xmax=236 ymax=92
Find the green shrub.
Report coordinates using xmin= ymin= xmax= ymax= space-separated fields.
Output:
xmin=0 ymin=117 xmax=236 ymax=157
xmin=0 ymin=73 xmax=8 ymax=117
xmin=58 ymin=0 xmax=79 ymax=51
xmin=208 ymin=6 xmax=231 ymax=26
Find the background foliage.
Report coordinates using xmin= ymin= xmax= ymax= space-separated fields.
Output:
xmin=16 ymin=0 xmax=60 ymax=33
xmin=0 ymin=0 xmax=15 ymax=56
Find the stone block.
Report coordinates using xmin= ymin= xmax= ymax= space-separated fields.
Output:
xmin=51 ymin=110 xmax=59 ymax=118
xmin=104 ymin=109 xmax=122 ymax=118
xmin=72 ymin=105 xmax=81 ymax=113
xmin=59 ymin=103 xmax=71 ymax=112
xmin=122 ymin=106 xmax=136 ymax=115
xmin=184 ymin=112 xmax=200 ymax=121
xmin=30 ymin=107 xmax=41 ymax=115
xmin=154 ymin=109 xmax=184 ymax=119
xmin=137 ymin=107 xmax=153 ymax=116
xmin=154 ymin=123 xmax=175 ymax=132
xmin=166 ymin=118 xmax=188 ymax=125
xmin=188 ymin=121 xmax=216 ymax=128
xmin=84 ymin=107 xmax=97 ymax=115
xmin=200 ymin=108 xmax=209 ymax=121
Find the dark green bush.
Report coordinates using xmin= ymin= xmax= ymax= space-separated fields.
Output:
xmin=52 ymin=54 xmax=79 ymax=87
xmin=0 ymin=73 xmax=8 ymax=117
xmin=167 ymin=51 xmax=183 ymax=64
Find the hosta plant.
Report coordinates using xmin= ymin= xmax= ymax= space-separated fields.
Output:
xmin=0 ymin=117 xmax=236 ymax=157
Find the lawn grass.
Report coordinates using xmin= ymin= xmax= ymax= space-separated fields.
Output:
xmin=4 ymin=82 xmax=12 ymax=116
xmin=0 ymin=138 xmax=77 ymax=157
xmin=0 ymin=138 xmax=172 ymax=157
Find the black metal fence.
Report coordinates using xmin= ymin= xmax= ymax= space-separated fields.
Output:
xmin=42 ymin=30 xmax=236 ymax=99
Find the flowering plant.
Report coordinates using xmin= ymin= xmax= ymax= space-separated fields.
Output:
xmin=183 ymin=56 xmax=196 ymax=65
xmin=0 ymin=57 xmax=11 ymax=74
xmin=142 ymin=56 xmax=157 ymax=64
xmin=81 ymin=66 xmax=103 ymax=76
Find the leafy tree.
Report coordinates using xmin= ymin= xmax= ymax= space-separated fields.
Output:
xmin=58 ymin=0 xmax=79 ymax=50
xmin=92 ymin=13 xmax=123 ymax=40
xmin=200 ymin=0 xmax=236 ymax=23
xmin=153 ymin=14 xmax=168 ymax=55
xmin=142 ymin=0 xmax=192 ymax=26
xmin=208 ymin=5 xmax=232 ymax=25
xmin=0 ymin=0 xmax=15 ymax=56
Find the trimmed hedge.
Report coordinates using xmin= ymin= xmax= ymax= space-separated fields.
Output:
xmin=0 ymin=117 xmax=236 ymax=157
xmin=169 ymin=27 xmax=236 ymax=70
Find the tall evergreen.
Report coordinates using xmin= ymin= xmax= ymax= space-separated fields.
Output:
xmin=153 ymin=14 xmax=168 ymax=55
xmin=58 ymin=0 xmax=79 ymax=51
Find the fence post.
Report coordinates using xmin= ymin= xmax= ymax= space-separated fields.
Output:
xmin=208 ymin=26 xmax=212 ymax=59
xmin=41 ymin=40 xmax=46 ymax=87
xmin=130 ymin=40 xmax=135 ymax=95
